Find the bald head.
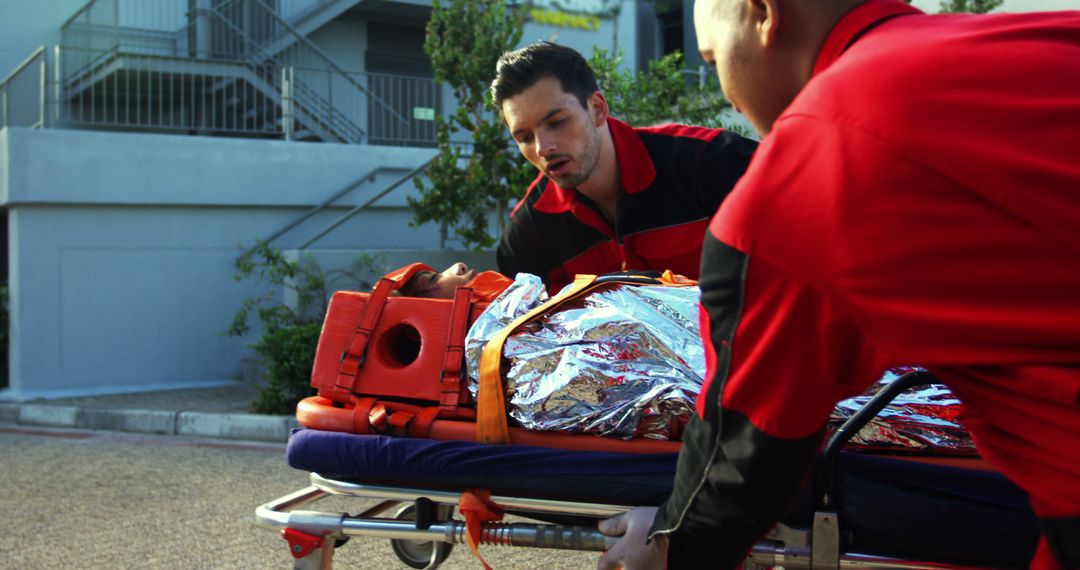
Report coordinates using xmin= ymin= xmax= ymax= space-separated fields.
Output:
xmin=694 ymin=0 xmax=863 ymax=135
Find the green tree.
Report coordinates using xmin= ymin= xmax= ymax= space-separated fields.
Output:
xmin=229 ymin=243 xmax=383 ymax=414
xmin=899 ymin=0 xmax=1003 ymax=13
xmin=938 ymin=0 xmax=1003 ymax=13
xmin=411 ymin=0 xmax=533 ymax=250
xmin=590 ymin=49 xmax=739 ymax=133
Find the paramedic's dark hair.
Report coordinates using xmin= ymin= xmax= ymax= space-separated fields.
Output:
xmin=491 ymin=42 xmax=599 ymax=118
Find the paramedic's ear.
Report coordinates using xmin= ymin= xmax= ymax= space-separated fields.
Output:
xmin=749 ymin=0 xmax=780 ymax=47
xmin=587 ymin=90 xmax=609 ymax=128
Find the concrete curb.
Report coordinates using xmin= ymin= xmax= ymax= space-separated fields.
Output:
xmin=0 ymin=402 xmax=299 ymax=442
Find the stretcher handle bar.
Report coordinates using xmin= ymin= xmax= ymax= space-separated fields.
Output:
xmin=750 ymin=543 xmax=988 ymax=569
xmin=310 ymin=473 xmax=631 ymax=518
xmin=254 ymin=485 xmax=332 ymax=532
xmin=337 ymin=518 xmax=615 ymax=552
xmin=257 ymin=493 xmax=616 ymax=552
xmin=819 ymin=370 xmax=937 ymax=510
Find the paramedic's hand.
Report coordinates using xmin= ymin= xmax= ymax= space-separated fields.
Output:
xmin=597 ymin=506 xmax=668 ymax=570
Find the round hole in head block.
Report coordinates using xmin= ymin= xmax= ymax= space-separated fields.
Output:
xmin=378 ymin=323 xmax=422 ymax=368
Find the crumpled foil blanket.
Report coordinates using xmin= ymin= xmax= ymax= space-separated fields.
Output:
xmin=465 ymin=275 xmax=974 ymax=453
xmin=829 ymin=367 xmax=975 ymax=454
xmin=465 ymin=274 xmax=703 ymax=440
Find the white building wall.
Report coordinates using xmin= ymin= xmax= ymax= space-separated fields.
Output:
xmin=0 ymin=126 xmax=496 ymax=399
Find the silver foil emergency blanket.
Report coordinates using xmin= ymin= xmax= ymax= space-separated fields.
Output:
xmin=465 ymin=274 xmax=703 ymax=440
xmin=830 ymin=367 xmax=977 ymax=455
xmin=465 ymin=275 xmax=975 ymax=452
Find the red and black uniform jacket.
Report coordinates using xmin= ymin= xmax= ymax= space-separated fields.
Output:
xmin=650 ymin=2 xmax=1080 ymax=568
xmin=497 ymin=117 xmax=756 ymax=293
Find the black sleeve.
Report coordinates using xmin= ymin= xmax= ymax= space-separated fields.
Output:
xmin=693 ymin=131 xmax=758 ymax=215
xmin=497 ymin=173 xmax=571 ymax=287
xmin=647 ymin=234 xmax=823 ymax=569
xmin=496 ymin=207 xmax=555 ymax=283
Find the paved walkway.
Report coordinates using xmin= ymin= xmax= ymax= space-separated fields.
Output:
xmin=0 ymin=383 xmax=298 ymax=442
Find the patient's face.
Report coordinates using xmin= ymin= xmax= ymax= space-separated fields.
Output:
xmin=403 ymin=262 xmax=477 ymax=298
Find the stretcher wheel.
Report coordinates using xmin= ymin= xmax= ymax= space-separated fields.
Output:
xmin=390 ymin=504 xmax=454 ymax=569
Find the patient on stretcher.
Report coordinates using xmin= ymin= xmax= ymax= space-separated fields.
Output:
xmin=393 ymin=262 xmax=512 ymax=302
xmin=387 ymin=263 xmax=975 ymax=454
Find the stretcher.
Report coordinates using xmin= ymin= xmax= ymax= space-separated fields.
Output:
xmin=255 ymin=371 xmax=1041 ymax=569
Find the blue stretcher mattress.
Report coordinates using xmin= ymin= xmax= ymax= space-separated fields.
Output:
xmin=287 ymin=429 xmax=1040 ymax=566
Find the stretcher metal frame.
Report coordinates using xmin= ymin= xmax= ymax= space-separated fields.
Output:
xmin=255 ymin=372 xmax=1021 ymax=570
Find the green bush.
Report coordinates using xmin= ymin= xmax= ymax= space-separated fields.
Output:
xmin=590 ymin=49 xmax=737 ymax=132
xmin=229 ymin=243 xmax=382 ymax=415
xmin=246 ymin=315 xmax=323 ymax=416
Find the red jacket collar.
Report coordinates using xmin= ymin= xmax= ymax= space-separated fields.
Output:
xmin=812 ymin=0 xmax=921 ymax=78
xmin=533 ymin=116 xmax=657 ymax=214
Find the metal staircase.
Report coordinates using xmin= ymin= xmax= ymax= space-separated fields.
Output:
xmin=55 ymin=0 xmax=414 ymax=144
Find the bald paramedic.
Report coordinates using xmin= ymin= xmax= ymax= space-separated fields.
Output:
xmin=597 ymin=1 xmax=1080 ymax=569
xmin=491 ymin=42 xmax=757 ymax=293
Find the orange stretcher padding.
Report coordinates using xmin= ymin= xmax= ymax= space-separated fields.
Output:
xmin=311 ymin=289 xmax=487 ymax=406
xmin=296 ymin=396 xmax=682 ymax=455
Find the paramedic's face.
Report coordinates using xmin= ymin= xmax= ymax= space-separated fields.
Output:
xmin=695 ymin=0 xmax=777 ymax=136
xmin=412 ymin=262 xmax=477 ymax=299
xmin=502 ymin=76 xmax=604 ymax=189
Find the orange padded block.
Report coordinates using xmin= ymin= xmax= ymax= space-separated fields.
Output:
xmin=311 ymin=290 xmax=487 ymax=406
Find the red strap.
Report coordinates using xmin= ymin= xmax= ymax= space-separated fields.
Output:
xmin=458 ymin=489 xmax=504 ymax=570
xmin=409 ymin=407 xmax=441 ymax=438
xmin=368 ymin=402 xmax=389 ymax=433
xmin=355 ymin=399 xmax=442 ymax=437
xmin=350 ymin=397 xmax=377 ymax=434
xmin=336 ymin=277 xmax=395 ymax=392
xmin=441 ymin=286 xmax=474 ymax=410
xmin=388 ymin=410 xmax=416 ymax=436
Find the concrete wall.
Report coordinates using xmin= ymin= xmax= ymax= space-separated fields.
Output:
xmin=0 ymin=126 xmax=477 ymax=399
xmin=0 ymin=0 xmax=87 ymax=79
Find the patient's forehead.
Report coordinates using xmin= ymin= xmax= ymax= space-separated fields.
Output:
xmin=402 ymin=271 xmax=437 ymax=295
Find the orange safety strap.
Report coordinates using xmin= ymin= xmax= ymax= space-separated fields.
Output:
xmin=350 ymin=397 xmax=378 ymax=434
xmin=409 ymin=407 xmax=441 ymax=438
xmin=476 ymin=275 xmax=597 ymax=444
xmin=458 ymin=489 xmax=505 ymax=570
xmin=440 ymin=286 xmax=474 ymax=411
xmin=355 ymin=398 xmax=442 ymax=438
xmin=659 ymin=269 xmax=697 ymax=286
xmin=336 ymin=277 xmax=395 ymax=392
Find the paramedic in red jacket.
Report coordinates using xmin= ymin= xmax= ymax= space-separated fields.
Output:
xmin=491 ymin=42 xmax=757 ymax=293
xmin=597 ymin=1 xmax=1080 ymax=569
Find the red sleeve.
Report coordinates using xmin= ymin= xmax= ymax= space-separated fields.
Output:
xmin=649 ymin=234 xmax=881 ymax=568
xmin=718 ymin=254 xmax=879 ymax=439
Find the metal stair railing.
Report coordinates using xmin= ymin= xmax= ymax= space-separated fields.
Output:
xmin=58 ymin=0 xmax=379 ymax=144
xmin=1 ymin=46 xmax=49 ymax=129
xmin=243 ymin=156 xmax=436 ymax=257
xmin=296 ymin=156 xmax=437 ymax=250
xmin=242 ymin=0 xmax=406 ymax=126
xmin=187 ymin=0 xmax=365 ymax=143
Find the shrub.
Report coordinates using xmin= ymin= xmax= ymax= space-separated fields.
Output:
xmin=229 ymin=243 xmax=382 ymax=415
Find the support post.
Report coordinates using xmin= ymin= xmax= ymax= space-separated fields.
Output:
xmin=282 ymin=66 xmax=293 ymax=141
